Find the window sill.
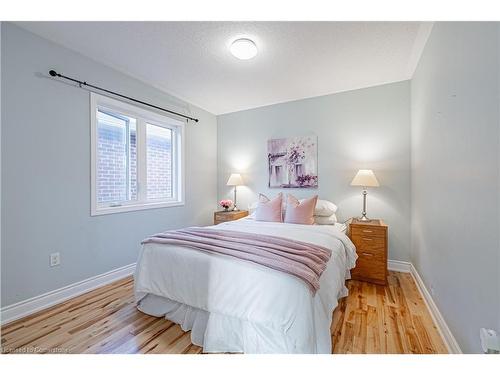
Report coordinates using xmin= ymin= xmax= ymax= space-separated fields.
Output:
xmin=91 ymin=200 xmax=185 ymax=216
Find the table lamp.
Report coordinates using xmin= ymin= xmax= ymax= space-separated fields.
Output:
xmin=350 ymin=169 xmax=379 ymax=221
xmin=226 ymin=173 xmax=244 ymax=211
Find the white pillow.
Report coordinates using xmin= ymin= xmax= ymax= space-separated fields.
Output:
xmin=248 ymin=201 xmax=259 ymax=214
xmin=300 ymin=199 xmax=338 ymax=217
xmin=314 ymin=214 xmax=337 ymax=225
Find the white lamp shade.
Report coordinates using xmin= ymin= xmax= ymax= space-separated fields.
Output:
xmin=226 ymin=173 xmax=244 ymax=186
xmin=350 ymin=169 xmax=379 ymax=187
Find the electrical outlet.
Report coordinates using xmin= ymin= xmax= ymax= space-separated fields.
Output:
xmin=480 ymin=328 xmax=500 ymax=353
xmin=50 ymin=252 xmax=60 ymax=267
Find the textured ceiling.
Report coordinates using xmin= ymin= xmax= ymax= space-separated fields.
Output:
xmin=16 ymin=22 xmax=431 ymax=114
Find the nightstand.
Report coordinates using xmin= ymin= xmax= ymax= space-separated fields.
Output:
xmin=348 ymin=218 xmax=388 ymax=285
xmin=213 ymin=210 xmax=249 ymax=225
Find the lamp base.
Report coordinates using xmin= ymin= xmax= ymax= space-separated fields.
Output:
xmin=357 ymin=215 xmax=372 ymax=222
xmin=232 ymin=187 xmax=238 ymax=212
xmin=358 ymin=189 xmax=372 ymax=222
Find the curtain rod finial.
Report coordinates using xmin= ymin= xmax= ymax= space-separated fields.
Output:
xmin=49 ymin=70 xmax=58 ymax=77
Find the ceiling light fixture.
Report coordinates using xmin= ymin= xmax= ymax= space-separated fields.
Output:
xmin=230 ymin=38 xmax=258 ymax=60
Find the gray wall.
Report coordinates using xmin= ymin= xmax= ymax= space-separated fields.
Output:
xmin=218 ymin=81 xmax=411 ymax=262
xmin=1 ymin=23 xmax=218 ymax=307
xmin=411 ymin=22 xmax=500 ymax=353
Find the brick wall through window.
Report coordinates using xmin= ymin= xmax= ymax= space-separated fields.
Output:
xmin=97 ymin=122 xmax=172 ymax=203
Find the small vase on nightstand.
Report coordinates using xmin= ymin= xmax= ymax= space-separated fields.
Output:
xmin=219 ymin=199 xmax=234 ymax=213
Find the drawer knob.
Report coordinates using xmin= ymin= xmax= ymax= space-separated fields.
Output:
xmin=362 ymin=230 xmax=373 ymax=233
xmin=362 ymin=237 xmax=373 ymax=241
xmin=362 ymin=252 xmax=373 ymax=256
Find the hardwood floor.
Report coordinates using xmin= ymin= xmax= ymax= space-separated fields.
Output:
xmin=332 ymin=272 xmax=447 ymax=353
xmin=1 ymin=271 xmax=447 ymax=354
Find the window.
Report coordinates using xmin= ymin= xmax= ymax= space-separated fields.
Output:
xmin=91 ymin=93 xmax=184 ymax=215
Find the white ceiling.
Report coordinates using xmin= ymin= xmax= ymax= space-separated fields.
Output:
xmin=16 ymin=22 xmax=432 ymax=115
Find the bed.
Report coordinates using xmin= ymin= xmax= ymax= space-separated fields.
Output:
xmin=134 ymin=217 xmax=357 ymax=353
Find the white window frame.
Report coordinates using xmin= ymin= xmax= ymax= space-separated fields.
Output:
xmin=90 ymin=92 xmax=185 ymax=216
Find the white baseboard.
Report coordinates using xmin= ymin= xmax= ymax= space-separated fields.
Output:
xmin=388 ymin=259 xmax=412 ymax=273
xmin=409 ymin=263 xmax=462 ymax=354
xmin=1 ymin=263 xmax=136 ymax=325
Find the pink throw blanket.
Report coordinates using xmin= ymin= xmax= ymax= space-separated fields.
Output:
xmin=142 ymin=227 xmax=332 ymax=293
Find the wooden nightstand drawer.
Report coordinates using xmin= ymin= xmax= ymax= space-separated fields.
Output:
xmin=214 ymin=210 xmax=249 ymax=225
xmin=356 ymin=247 xmax=385 ymax=262
xmin=214 ymin=212 xmax=231 ymax=221
xmin=352 ymin=256 xmax=386 ymax=283
xmin=351 ymin=226 xmax=386 ymax=238
xmin=351 ymin=236 xmax=385 ymax=253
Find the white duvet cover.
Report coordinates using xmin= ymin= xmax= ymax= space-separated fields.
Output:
xmin=134 ymin=218 xmax=357 ymax=353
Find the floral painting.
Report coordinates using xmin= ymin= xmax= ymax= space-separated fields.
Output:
xmin=268 ymin=136 xmax=318 ymax=188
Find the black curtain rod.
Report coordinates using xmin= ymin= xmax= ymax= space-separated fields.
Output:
xmin=48 ymin=70 xmax=199 ymax=123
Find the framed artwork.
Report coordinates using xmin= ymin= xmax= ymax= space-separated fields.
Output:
xmin=267 ymin=135 xmax=318 ymax=188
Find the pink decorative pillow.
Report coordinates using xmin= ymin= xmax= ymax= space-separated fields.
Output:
xmin=255 ymin=193 xmax=283 ymax=222
xmin=284 ymin=194 xmax=318 ymax=225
